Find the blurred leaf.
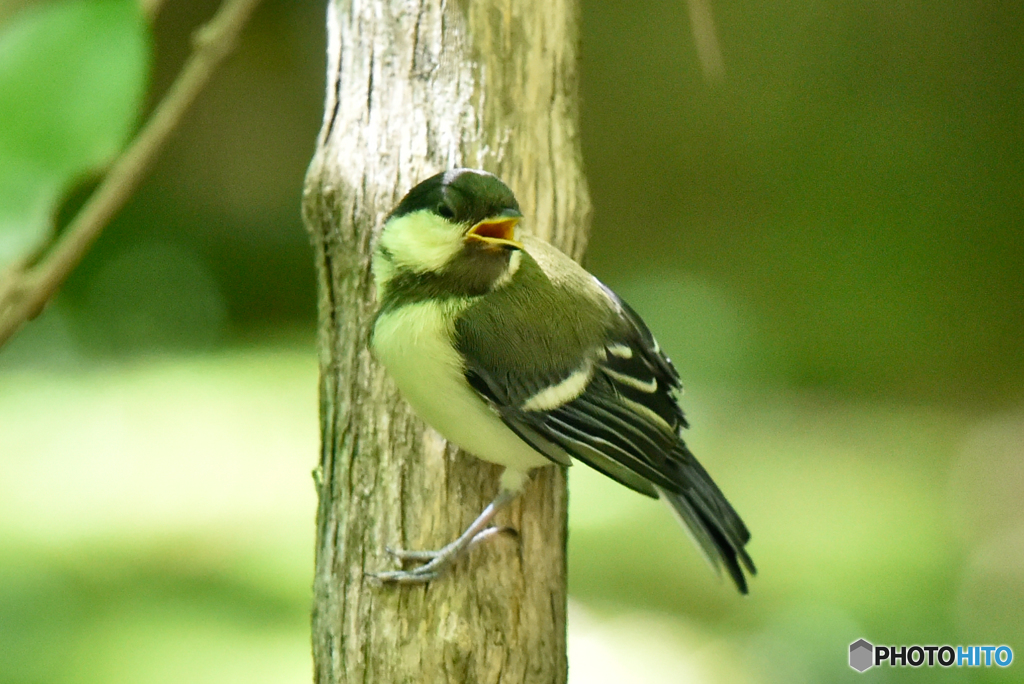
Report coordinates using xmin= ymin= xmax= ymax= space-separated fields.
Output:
xmin=0 ymin=0 xmax=149 ymax=268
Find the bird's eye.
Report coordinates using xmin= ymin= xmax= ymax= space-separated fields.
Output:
xmin=437 ymin=204 xmax=455 ymax=220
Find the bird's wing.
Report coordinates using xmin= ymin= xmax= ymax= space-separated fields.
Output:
xmin=458 ymin=282 xmax=756 ymax=592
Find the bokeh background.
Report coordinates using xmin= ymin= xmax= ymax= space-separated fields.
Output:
xmin=1 ymin=1 xmax=1022 ymax=682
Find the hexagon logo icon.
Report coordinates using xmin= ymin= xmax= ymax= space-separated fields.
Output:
xmin=849 ymin=639 xmax=874 ymax=672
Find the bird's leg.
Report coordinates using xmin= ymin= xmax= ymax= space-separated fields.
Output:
xmin=372 ymin=488 xmax=519 ymax=584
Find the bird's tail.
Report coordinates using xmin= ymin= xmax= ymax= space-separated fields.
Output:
xmin=658 ymin=447 xmax=756 ymax=594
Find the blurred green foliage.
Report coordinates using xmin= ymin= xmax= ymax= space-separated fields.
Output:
xmin=581 ymin=1 xmax=1024 ymax=405
xmin=0 ymin=1 xmax=1022 ymax=683
xmin=0 ymin=0 xmax=148 ymax=268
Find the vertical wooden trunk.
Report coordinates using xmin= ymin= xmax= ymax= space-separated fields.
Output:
xmin=302 ymin=1 xmax=590 ymax=682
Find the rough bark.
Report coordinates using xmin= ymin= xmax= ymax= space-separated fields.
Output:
xmin=302 ymin=1 xmax=590 ymax=683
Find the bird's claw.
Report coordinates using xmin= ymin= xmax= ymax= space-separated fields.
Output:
xmin=384 ymin=545 xmax=444 ymax=564
xmin=370 ymin=566 xmax=441 ymax=584
xmin=373 ymin=526 xmax=516 ymax=584
xmin=373 ymin=542 xmax=459 ymax=583
xmin=371 ymin=550 xmax=455 ymax=584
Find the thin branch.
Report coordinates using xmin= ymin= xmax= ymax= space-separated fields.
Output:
xmin=0 ymin=0 xmax=263 ymax=349
xmin=687 ymin=0 xmax=725 ymax=83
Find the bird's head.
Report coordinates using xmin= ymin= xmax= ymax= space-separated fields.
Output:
xmin=373 ymin=169 xmax=524 ymax=299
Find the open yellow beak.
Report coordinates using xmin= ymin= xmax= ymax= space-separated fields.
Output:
xmin=466 ymin=216 xmax=523 ymax=250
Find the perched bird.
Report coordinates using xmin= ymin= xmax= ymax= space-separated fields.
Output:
xmin=369 ymin=168 xmax=755 ymax=592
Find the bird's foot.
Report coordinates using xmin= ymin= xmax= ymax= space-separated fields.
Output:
xmin=372 ymin=526 xmax=516 ymax=585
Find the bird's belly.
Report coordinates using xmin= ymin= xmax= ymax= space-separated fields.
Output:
xmin=371 ymin=301 xmax=550 ymax=477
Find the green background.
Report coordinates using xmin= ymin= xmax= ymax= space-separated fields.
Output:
xmin=1 ymin=1 xmax=1021 ymax=682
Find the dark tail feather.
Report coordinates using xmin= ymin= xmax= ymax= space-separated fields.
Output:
xmin=658 ymin=449 xmax=756 ymax=594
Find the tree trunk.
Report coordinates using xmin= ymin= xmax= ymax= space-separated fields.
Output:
xmin=302 ymin=1 xmax=590 ymax=682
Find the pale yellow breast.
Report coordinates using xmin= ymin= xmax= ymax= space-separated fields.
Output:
xmin=370 ymin=300 xmax=551 ymax=482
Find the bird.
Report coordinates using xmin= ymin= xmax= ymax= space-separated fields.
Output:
xmin=369 ymin=168 xmax=755 ymax=593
